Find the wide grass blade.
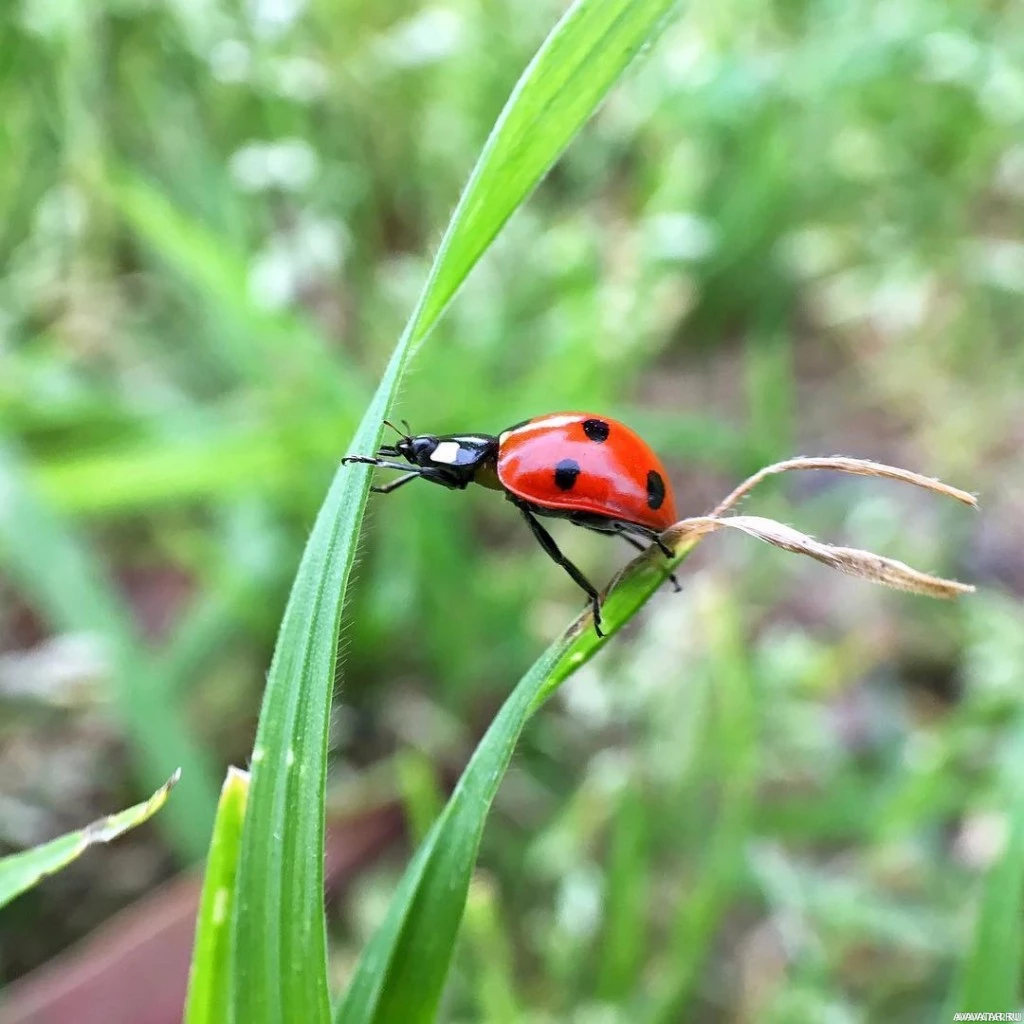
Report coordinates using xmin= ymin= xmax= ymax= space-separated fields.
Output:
xmin=0 ymin=444 xmax=218 ymax=858
xmin=336 ymin=457 xmax=974 ymax=1022
xmin=947 ymin=722 xmax=1024 ymax=1015
xmin=0 ymin=771 xmax=179 ymax=910
xmin=185 ymin=768 xmax=251 ymax=1024
xmin=334 ymin=539 xmax=696 ymax=1024
xmin=408 ymin=0 xmax=683 ymax=338
xmin=229 ymin=0 xmax=682 ymax=1019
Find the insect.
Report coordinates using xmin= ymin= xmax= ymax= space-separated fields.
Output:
xmin=343 ymin=412 xmax=680 ymax=635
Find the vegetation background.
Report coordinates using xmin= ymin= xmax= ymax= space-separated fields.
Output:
xmin=1 ymin=0 xmax=1023 ymax=1020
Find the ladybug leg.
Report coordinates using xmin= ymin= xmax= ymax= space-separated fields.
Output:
xmin=615 ymin=528 xmax=682 ymax=593
xmin=370 ymin=472 xmax=421 ymax=495
xmin=341 ymin=455 xmax=409 ymax=470
xmin=517 ymin=505 xmax=605 ymax=637
xmin=343 ymin=456 xmax=466 ymax=491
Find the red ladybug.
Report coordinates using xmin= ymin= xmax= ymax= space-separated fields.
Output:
xmin=343 ymin=412 xmax=680 ymax=635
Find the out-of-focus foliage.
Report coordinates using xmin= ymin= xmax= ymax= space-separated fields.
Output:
xmin=0 ymin=771 xmax=178 ymax=911
xmin=1 ymin=0 xmax=1022 ymax=1019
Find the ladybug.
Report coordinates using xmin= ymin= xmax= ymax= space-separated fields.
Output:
xmin=343 ymin=412 xmax=680 ymax=635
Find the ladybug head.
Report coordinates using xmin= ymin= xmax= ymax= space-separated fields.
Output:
xmin=387 ymin=434 xmax=440 ymax=466
xmin=377 ymin=420 xmax=441 ymax=467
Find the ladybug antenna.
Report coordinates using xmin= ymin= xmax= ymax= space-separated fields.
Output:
xmin=383 ymin=418 xmax=411 ymax=440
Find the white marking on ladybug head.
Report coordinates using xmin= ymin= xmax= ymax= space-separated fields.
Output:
xmin=431 ymin=441 xmax=462 ymax=465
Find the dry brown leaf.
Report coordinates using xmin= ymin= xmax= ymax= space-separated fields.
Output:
xmin=663 ymin=515 xmax=974 ymax=600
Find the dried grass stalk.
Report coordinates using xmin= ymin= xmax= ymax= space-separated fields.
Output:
xmin=710 ymin=456 xmax=979 ymax=519
xmin=663 ymin=515 xmax=974 ymax=599
xmin=647 ymin=456 xmax=977 ymax=601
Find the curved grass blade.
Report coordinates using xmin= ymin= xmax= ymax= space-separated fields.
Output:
xmin=334 ymin=541 xmax=697 ymax=1024
xmin=335 ymin=459 xmax=974 ymax=1023
xmin=0 ymin=771 xmax=180 ymax=910
xmin=230 ymin=0 xmax=682 ymax=1019
xmin=185 ymin=768 xmax=250 ymax=1024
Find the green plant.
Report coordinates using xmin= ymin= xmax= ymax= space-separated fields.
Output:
xmin=0 ymin=773 xmax=179 ymax=911
xmin=167 ymin=0 xmax=989 ymax=1019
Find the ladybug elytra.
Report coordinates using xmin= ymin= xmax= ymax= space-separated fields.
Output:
xmin=343 ymin=412 xmax=680 ymax=635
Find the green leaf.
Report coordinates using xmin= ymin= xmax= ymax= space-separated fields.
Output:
xmin=335 ymin=538 xmax=697 ymax=1024
xmin=948 ymin=721 xmax=1024 ymax=1015
xmin=230 ymin=0 xmax=683 ymax=1020
xmin=413 ymin=0 xmax=682 ymax=338
xmin=0 ymin=771 xmax=180 ymax=910
xmin=0 ymin=443 xmax=218 ymax=858
xmin=597 ymin=784 xmax=651 ymax=1002
xmin=186 ymin=768 xmax=251 ymax=1024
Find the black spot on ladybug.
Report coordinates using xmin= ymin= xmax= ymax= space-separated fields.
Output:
xmin=646 ymin=470 xmax=666 ymax=510
xmin=554 ymin=459 xmax=581 ymax=491
xmin=582 ymin=418 xmax=610 ymax=443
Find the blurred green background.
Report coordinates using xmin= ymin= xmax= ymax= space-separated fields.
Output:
xmin=1 ymin=0 xmax=1023 ymax=1020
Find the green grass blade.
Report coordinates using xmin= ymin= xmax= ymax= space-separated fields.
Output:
xmin=0 ymin=444 xmax=218 ymax=858
xmin=335 ymin=539 xmax=698 ymax=1024
xmin=230 ymin=0 xmax=682 ymax=1020
xmin=947 ymin=721 xmax=1024 ymax=1016
xmin=0 ymin=771 xmax=180 ymax=910
xmin=185 ymin=768 xmax=251 ymax=1024
xmin=410 ymin=0 xmax=682 ymax=341
xmin=597 ymin=785 xmax=651 ymax=1002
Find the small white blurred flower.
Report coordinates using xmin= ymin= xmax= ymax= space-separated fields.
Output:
xmin=20 ymin=0 xmax=82 ymax=38
xmin=560 ymin=666 xmax=614 ymax=728
xmin=965 ymin=237 xmax=1024 ymax=293
xmin=812 ymin=265 xmax=932 ymax=331
xmin=955 ymin=810 xmax=1009 ymax=869
xmin=247 ymin=214 xmax=347 ymax=310
xmin=269 ymin=56 xmax=330 ymax=101
xmin=299 ymin=216 xmax=345 ymax=270
xmin=661 ymin=30 xmax=715 ymax=88
xmin=209 ymin=39 xmax=251 ymax=83
xmin=246 ymin=0 xmax=306 ymax=39
xmin=248 ymin=246 xmax=298 ymax=310
xmin=867 ymin=271 xmax=933 ymax=333
xmin=36 ymin=184 xmax=87 ymax=239
xmin=230 ymin=142 xmax=273 ymax=191
xmin=778 ymin=225 xmax=846 ymax=279
xmin=229 ymin=138 xmax=319 ymax=192
xmin=645 ymin=211 xmax=716 ymax=262
xmin=374 ymin=8 xmax=465 ymax=69
xmin=264 ymin=138 xmax=319 ymax=190
xmin=979 ymin=56 xmax=1024 ymax=124
xmin=811 ymin=268 xmax=874 ymax=326
xmin=919 ymin=30 xmax=980 ymax=84
xmin=555 ymin=864 xmax=603 ymax=939
xmin=995 ymin=143 xmax=1024 ymax=198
